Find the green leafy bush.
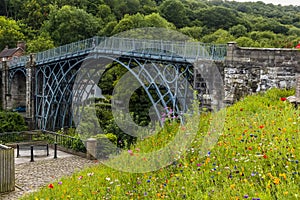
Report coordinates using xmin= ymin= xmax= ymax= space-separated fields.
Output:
xmin=0 ymin=111 xmax=27 ymax=132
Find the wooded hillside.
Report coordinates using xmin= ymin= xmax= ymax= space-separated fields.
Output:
xmin=0 ymin=0 xmax=299 ymax=53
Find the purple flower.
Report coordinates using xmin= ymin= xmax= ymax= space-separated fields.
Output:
xmin=58 ymin=181 xmax=62 ymax=185
xmin=244 ymin=195 xmax=249 ymax=198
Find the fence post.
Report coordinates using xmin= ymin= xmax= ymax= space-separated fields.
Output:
xmin=0 ymin=144 xmax=15 ymax=193
xmin=86 ymin=138 xmax=97 ymax=160
xmin=30 ymin=145 xmax=34 ymax=162
xmin=54 ymin=143 xmax=57 ymax=159
xmin=17 ymin=144 xmax=20 ymax=157
xmin=47 ymin=144 xmax=49 ymax=156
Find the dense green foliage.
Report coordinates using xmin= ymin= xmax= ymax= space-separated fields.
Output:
xmin=0 ymin=0 xmax=300 ymax=52
xmin=21 ymin=89 xmax=299 ymax=199
xmin=0 ymin=111 xmax=27 ymax=132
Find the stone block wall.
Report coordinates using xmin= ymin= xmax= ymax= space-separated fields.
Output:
xmin=223 ymin=42 xmax=299 ymax=103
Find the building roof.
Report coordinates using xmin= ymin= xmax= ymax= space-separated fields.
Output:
xmin=0 ymin=47 xmax=20 ymax=58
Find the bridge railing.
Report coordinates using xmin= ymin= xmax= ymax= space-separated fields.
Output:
xmin=8 ymin=36 xmax=227 ymax=68
xmin=35 ymin=37 xmax=99 ymax=63
xmin=96 ymin=37 xmax=227 ymax=61
xmin=8 ymin=55 xmax=30 ymax=67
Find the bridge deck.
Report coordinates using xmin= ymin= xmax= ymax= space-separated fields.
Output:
xmin=7 ymin=37 xmax=227 ymax=68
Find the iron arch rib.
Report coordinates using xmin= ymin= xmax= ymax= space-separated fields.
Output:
xmin=35 ymin=52 xmax=195 ymax=131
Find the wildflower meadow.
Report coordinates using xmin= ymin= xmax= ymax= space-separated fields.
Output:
xmin=22 ymin=89 xmax=299 ymax=200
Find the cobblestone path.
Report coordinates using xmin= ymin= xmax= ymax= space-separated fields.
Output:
xmin=0 ymin=156 xmax=97 ymax=200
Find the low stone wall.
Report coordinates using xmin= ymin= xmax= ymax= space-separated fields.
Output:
xmin=223 ymin=42 xmax=299 ymax=103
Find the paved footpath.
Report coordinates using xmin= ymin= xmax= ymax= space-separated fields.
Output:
xmin=0 ymin=149 xmax=97 ymax=200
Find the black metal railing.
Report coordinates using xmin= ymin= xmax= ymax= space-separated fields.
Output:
xmin=41 ymin=130 xmax=86 ymax=153
xmin=0 ymin=132 xmax=27 ymax=144
xmin=0 ymin=131 xmax=86 ymax=153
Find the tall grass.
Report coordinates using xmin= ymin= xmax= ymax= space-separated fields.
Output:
xmin=22 ymin=89 xmax=299 ymax=200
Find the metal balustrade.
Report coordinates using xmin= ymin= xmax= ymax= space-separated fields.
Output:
xmin=8 ymin=37 xmax=227 ymax=68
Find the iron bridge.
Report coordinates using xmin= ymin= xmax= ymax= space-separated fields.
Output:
xmin=4 ymin=36 xmax=227 ymax=130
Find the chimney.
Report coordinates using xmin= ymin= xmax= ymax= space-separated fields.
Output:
xmin=17 ymin=41 xmax=26 ymax=51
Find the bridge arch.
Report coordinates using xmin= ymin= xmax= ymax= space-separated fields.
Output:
xmin=36 ymin=52 xmax=195 ymax=130
xmin=9 ymin=68 xmax=26 ymax=110
xmin=74 ymin=54 xmax=194 ymax=128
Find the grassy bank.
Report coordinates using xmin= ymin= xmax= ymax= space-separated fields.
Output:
xmin=22 ymin=89 xmax=299 ymax=200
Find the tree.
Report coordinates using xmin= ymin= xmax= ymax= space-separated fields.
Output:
xmin=16 ymin=0 xmax=51 ymax=30
xmin=159 ymin=0 xmax=189 ymax=28
xmin=0 ymin=16 xmax=25 ymax=50
xmin=235 ymin=36 xmax=259 ymax=47
xmin=42 ymin=5 xmax=102 ymax=45
xmin=0 ymin=0 xmax=8 ymax=16
xmin=288 ymin=27 xmax=300 ymax=36
xmin=111 ymin=13 xmax=145 ymax=35
xmin=98 ymin=21 xmax=118 ymax=36
xmin=253 ymin=18 xmax=289 ymax=34
xmin=180 ymin=26 xmax=204 ymax=41
xmin=26 ymin=33 xmax=55 ymax=53
xmin=104 ymin=0 xmax=141 ymax=20
xmin=229 ymin=24 xmax=248 ymax=38
xmin=202 ymin=29 xmax=235 ymax=44
xmin=144 ymin=13 xmax=175 ymax=29
xmin=96 ymin=4 xmax=116 ymax=24
xmin=197 ymin=6 xmax=240 ymax=32
xmin=111 ymin=13 xmax=174 ymax=35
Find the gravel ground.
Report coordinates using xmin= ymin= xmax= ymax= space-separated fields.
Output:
xmin=0 ymin=155 xmax=97 ymax=200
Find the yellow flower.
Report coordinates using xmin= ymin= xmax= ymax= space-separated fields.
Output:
xmin=273 ymin=178 xmax=280 ymax=185
xmin=205 ymin=157 xmax=210 ymax=164
xmin=279 ymin=173 xmax=287 ymax=180
xmin=230 ymin=184 xmax=235 ymax=189
xmin=291 ymin=148 xmax=295 ymax=153
xmin=282 ymin=128 xmax=287 ymax=132
xmin=284 ymin=191 xmax=288 ymax=195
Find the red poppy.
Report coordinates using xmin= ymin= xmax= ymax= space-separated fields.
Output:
xmin=259 ymin=125 xmax=264 ymax=129
xmin=48 ymin=183 xmax=54 ymax=189
xmin=296 ymin=43 xmax=300 ymax=49
xmin=280 ymin=97 xmax=287 ymax=101
xmin=263 ymin=154 xmax=268 ymax=159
